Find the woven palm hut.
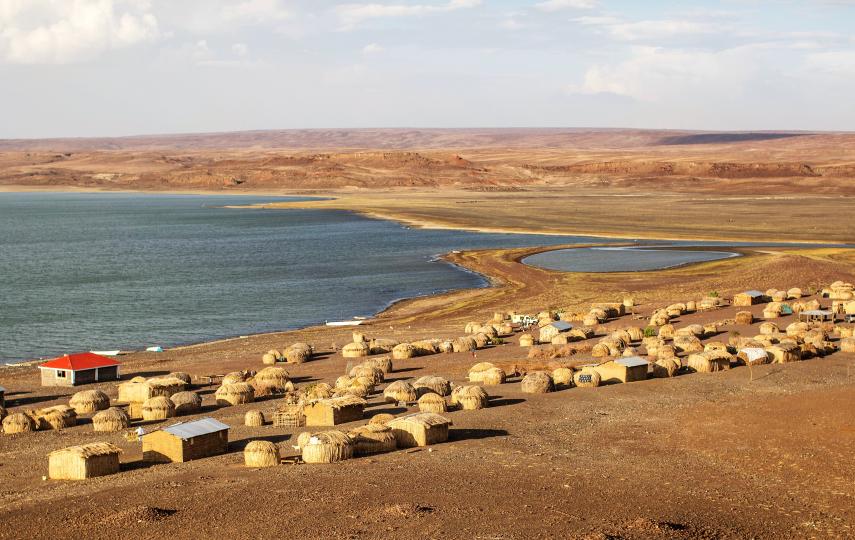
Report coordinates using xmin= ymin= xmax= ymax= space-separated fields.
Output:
xmin=301 ymin=431 xmax=354 ymax=463
xmin=437 ymin=340 xmax=455 ymax=354
xmin=369 ymin=413 xmax=396 ymax=426
xmin=272 ymin=403 xmax=305 ymax=428
xmin=735 ymin=311 xmax=754 ymax=325
xmin=673 ymin=335 xmax=703 ymax=354
xmin=686 ymin=351 xmax=732 ymax=373
xmin=658 ymin=324 xmax=675 ymax=339
xmin=147 ymin=377 xmax=188 ymax=398
xmin=222 ymin=372 xmax=249 ymax=386
xmin=383 ymin=381 xmax=417 ymax=404
xmin=245 ymin=410 xmax=265 ymax=427
xmin=69 ymin=389 xmax=110 ymax=414
xmin=451 ymin=336 xmax=478 ymax=353
xmin=392 ymin=343 xmax=416 ymax=360
xmin=759 ymin=322 xmax=780 ymax=336
xmin=365 ymin=356 xmax=394 ymax=374
xmin=471 ymin=333 xmax=491 ymax=349
xmin=3 ymin=412 xmax=36 ymax=434
xmin=142 ymin=396 xmax=175 ymax=421
xmin=467 ymin=362 xmax=497 ymax=383
xmin=387 ymin=413 xmax=451 ymax=448
xmin=418 ymin=392 xmax=448 ymax=413
xmin=167 ymin=372 xmax=193 ymax=386
xmin=519 ymin=334 xmax=535 ymax=347
xmin=304 ymin=396 xmax=366 ymax=426
xmin=573 ymin=369 xmax=601 ymax=388
xmin=92 ymin=407 xmax=130 ymax=432
xmin=521 ymin=371 xmax=554 ymax=394
xmin=450 ymin=385 xmax=489 ymax=410
xmin=552 ymin=367 xmax=574 ymax=387
xmin=762 ymin=302 xmax=783 ymax=319
xmin=650 ymin=310 xmax=670 ymax=327
xmin=349 ymin=424 xmax=397 ymax=455
xmin=34 ymin=405 xmax=77 ymax=430
xmin=349 ymin=364 xmax=385 ymax=385
xmin=305 ymin=382 xmax=334 ymax=401
xmin=285 ymin=343 xmax=313 ymax=364
xmin=368 ymin=338 xmax=399 ymax=355
xmin=411 ymin=340 xmax=440 ymax=356
xmin=253 ymin=366 xmax=293 ymax=395
xmin=676 ymin=324 xmax=705 ymax=337
xmin=215 ymin=382 xmax=255 ymax=406
xmin=413 ymin=376 xmax=451 ymax=397
xmin=48 ymin=442 xmax=122 ymax=480
xmin=170 ymin=391 xmax=202 ymax=416
xmin=480 ymin=367 xmax=506 ymax=386
xmin=771 ymin=290 xmax=788 ymax=302
xmin=261 ymin=351 xmax=279 ymax=365
xmin=244 ymin=440 xmax=279 ymax=468
xmin=342 ymin=342 xmax=370 ymax=359
xmin=766 ymin=343 xmax=802 ymax=363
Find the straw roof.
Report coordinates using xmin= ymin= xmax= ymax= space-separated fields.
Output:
xmin=418 ymin=392 xmax=448 ymax=413
xmin=573 ymin=369 xmax=601 ymax=388
xmin=387 ymin=413 xmax=452 ymax=448
xmin=69 ymin=389 xmax=110 ymax=414
xmin=413 ymin=375 xmax=451 ymax=397
xmin=142 ymin=396 xmax=176 ymax=421
xmin=222 ymin=371 xmax=249 ymax=385
xmin=392 ymin=343 xmax=416 ymax=360
xmin=369 ymin=413 xmax=395 ymax=426
xmin=304 ymin=383 xmax=334 ymax=401
xmin=215 ymin=382 xmax=255 ymax=406
xmin=310 ymin=395 xmax=367 ymax=410
xmin=92 ymin=407 xmax=131 ymax=432
xmin=552 ymin=367 xmax=574 ymax=386
xmin=34 ymin=405 xmax=77 ymax=430
xmin=349 ymin=364 xmax=384 ymax=385
xmin=467 ymin=362 xmax=497 ymax=383
xmin=365 ymin=356 xmax=393 ymax=374
xmin=383 ymin=381 xmax=417 ymax=403
xmin=244 ymin=440 xmax=280 ymax=468
xmin=253 ymin=366 xmax=293 ymax=394
xmin=245 ymin=410 xmax=265 ymax=427
xmin=480 ymin=367 xmax=506 ymax=386
xmin=301 ymin=431 xmax=354 ymax=464
xmin=48 ymin=442 xmax=122 ymax=459
xmin=450 ymin=385 xmax=489 ymax=410
xmin=521 ymin=371 xmax=554 ymax=394
xmin=342 ymin=342 xmax=370 ymax=358
xmin=170 ymin=391 xmax=202 ymax=415
xmin=349 ymin=423 xmax=397 ymax=455
xmin=3 ymin=412 xmax=36 ymax=434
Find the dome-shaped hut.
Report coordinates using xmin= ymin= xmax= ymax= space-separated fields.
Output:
xmin=383 ymin=381 xmax=417 ymax=404
xmin=215 ymin=382 xmax=255 ymax=406
xmin=418 ymin=392 xmax=448 ymax=413
xmin=92 ymin=407 xmax=131 ymax=432
xmin=521 ymin=371 xmax=554 ymax=394
xmin=69 ymin=389 xmax=110 ymax=414
xmin=142 ymin=396 xmax=175 ymax=421
xmin=244 ymin=440 xmax=280 ymax=468
xmin=170 ymin=391 xmax=202 ymax=416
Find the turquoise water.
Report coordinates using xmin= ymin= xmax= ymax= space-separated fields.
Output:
xmin=0 ymin=192 xmax=614 ymax=362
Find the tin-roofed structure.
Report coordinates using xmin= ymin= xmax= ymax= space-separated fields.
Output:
xmin=592 ymin=356 xmax=650 ymax=384
xmin=539 ymin=320 xmax=574 ymax=343
xmin=142 ymin=417 xmax=229 ymax=463
xmin=733 ymin=290 xmax=767 ymax=306
xmin=798 ymin=309 xmax=833 ymax=323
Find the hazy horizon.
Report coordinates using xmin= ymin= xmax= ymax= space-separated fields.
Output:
xmin=1 ymin=0 xmax=854 ymax=138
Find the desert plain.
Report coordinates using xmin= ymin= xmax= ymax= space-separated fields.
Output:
xmin=1 ymin=128 xmax=854 ymax=539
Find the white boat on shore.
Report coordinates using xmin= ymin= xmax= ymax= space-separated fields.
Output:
xmin=325 ymin=320 xmax=366 ymax=327
xmin=90 ymin=350 xmax=121 ymax=356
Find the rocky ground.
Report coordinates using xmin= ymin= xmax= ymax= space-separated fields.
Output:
xmin=1 ymin=246 xmax=854 ymax=539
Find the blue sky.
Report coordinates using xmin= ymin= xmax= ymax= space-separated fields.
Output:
xmin=0 ymin=0 xmax=853 ymax=137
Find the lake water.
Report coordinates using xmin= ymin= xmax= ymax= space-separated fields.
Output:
xmin=523 ymin=246 xmax=740 ymax=273
xmin=0 ymin=192 xmax=618 ymax=363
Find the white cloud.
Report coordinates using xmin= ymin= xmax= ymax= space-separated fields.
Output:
xmin=220 ymin=0 xmax=290 ymax=25
xmin=573 ymin=16 xmax=721 ymax=42
xmin=535 ymin=0 xmax=597 ymax=12
xmin=0 ymin=0 xmax=158 ymax=64
xmin=362 ymin=42 xmax=384 ymax=54
xmin=232 ymin=42 xmax=249 ymax=56
xmin=335 ymin=0 xmax=482 ymax=30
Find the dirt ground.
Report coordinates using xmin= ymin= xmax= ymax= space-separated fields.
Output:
xmin=1 ymin=246 xmax=854 ymax=539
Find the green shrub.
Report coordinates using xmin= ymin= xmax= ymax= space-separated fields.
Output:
xmin=643 ymin=326 xmax=657 ymax=338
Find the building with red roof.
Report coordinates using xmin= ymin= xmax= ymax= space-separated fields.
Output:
xmin=38 ymin=352 xmax=121 ymax=387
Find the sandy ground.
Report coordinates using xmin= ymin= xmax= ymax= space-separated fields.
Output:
xmin=1 ymin=245 xmax=854 ymax=539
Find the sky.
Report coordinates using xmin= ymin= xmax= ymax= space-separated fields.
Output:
xmin=0 ymin=0 xmax=853 ymax=138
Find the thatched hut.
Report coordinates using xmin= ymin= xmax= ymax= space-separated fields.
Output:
xmin=305 ymin=383 xmax=334 ymax=401
xmin=69 ymin=389 xmax=110 ymax=414
xmin=272 ymin=403 xmax=305 ymax=428
xmin=650 ymin=310 xmax=670 ymax=327
xmin=92 ymin=407 xmax=131 ymax=432
xmin=365 ymin=356 xmax=394 ymax=374
xmin=244 ymin=440 xmax=279 ymax=468
xmin=759 ymin=322 xmax=780 ymax=336
xmin=142 ymin=396 xmax=175 ymax=421
xmin=285 ymin=343 xmax=313 ymax=364
xmin=519 ymin=334 xmax=535 ymax=347
xmin=766 ymin=343 xmax=802 ymax=363
xmin=244 ymin=410 xmax=265 ymax=427
xmin=301 ymin=431 xmax=353 ymax=463
xmin=413 ymin=376 xmax=451 ymax=397
xmin=451 ymin=336 xmax=478 ymax=352
xmin=520 ymin=371 xmax=554 ymax=394
xmin=539 ymin=321 xmax=573 ymax=344
xmin=215 ymin=383 xmax=255 ymax=407
xmin=342 ymin=342 xmax=370 ymax=358
xmin=383 ymin=381 xmax=418 ymax=404
xmin=304 ymin=396 xmax=366 ymax=426
xmin=651 ymin=358 xmax=680 ymax=378
xmin=686 ymin=351 xmax=732 ymax=373
xmin=467 ymin=362 xmax=497 ymax=383
xmin=48 ymin=442 xmax=122 ymax=480
xmin=418 ymin=393 xmax=448 ymax=413
xmin=392 ymin=343 xmax=416 ymax=360
xmin=735 ymin=311 xmax=754 ymax=325
xmin=673 ymin=335 xmax=703 ymax=354
xmin=736 ymin=347 xmax=770 ymax=365
xmin=170 ymin=391 xmax=202 ymax=416
xmin=168 ymin=372 xmax=193 ymax=386
xmin=369 ymin=338 xmax=399 ymax=355
xmin=450 ymin=385 xmax=489 ymax=410
xmin=369 ymin=413 xmax=395 ymax=426
xmin=480 ymin=367 xmax=506 ymax=386
xmin=387 ymin=413 xmax=451 ymax=448
xmin=253 ymin=366 xmax=294 ymax=395
xmin=349 ymin=424 xmax=397 ymax=455
xmin=262 ymin=351 xmax=280 ymax=365
xmin=3 ymin=412 xmax=36 ymax=434
xmin=222 ymin=371 xmax=248 ymax=385
xmin=734 ymin=290 xmax=765 ymax=306
xmin=350 ymin=364 xmax=384 ymax=385
xmin=573 ymin=368 xmax=601 ymax=388
xmin=34 ymin=405 xmax=77 ymax=430
xmin=552 ymin=367 xmax=574 ymax=387
xmin=148 ymin=377 xmax=188 ymax=397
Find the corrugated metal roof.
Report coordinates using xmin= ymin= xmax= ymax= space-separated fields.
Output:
xmin=615 ymin=356 xmax=650 ymax=368
xmin=743 ymin=290 xmax=764 ymax=297
xmin=801 ymin=309 xmax=832 ymax=316
xmin=549 ymin=321 xmax=573 ymax=331
xmin=159 ymin=417 xmax=229 ymax=440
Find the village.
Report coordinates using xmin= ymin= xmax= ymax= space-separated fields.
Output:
xmin=2 ymin=280 xmax=854 ymax=484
